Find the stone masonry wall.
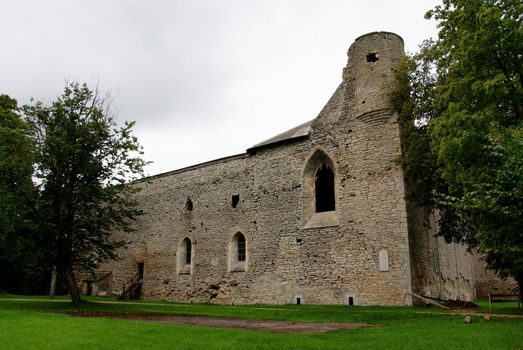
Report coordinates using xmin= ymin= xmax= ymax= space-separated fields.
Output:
xmin=104 ymin=154 xmax=258 ymax=303
xmin=97 ymin=32 xmax=476 ymax=306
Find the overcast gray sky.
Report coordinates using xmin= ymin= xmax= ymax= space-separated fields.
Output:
xmin=1 ymin=0 xmax=440 ymax=175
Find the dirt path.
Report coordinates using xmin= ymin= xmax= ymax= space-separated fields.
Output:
xmin=418 ymin=310 xmax=523 ymax=319
xmin=64 ymin=311 xmax=371 ymax=334
xmin=2 ymin=298 xmax=521 ymax=332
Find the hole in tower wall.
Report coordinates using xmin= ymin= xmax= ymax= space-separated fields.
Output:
xmin=348 ymin=297 xmax=354 ymax=306
xmin=296 ymin=298 xmax=301 ymax=305
xmin=366 ymin=52 xmax=379 ymax=63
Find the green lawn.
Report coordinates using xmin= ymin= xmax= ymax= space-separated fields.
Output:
xmin=0 ymin=295 xmax=521 ymax=350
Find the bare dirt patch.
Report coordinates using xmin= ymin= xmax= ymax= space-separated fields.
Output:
xmin=65 ymin=311 xmax=371 ymax=334
xmin=442 ymin=300 xmax=479 ymax=310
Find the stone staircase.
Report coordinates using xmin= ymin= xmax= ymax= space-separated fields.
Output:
xmin=117 ymin=272 xmax=142 ymax=300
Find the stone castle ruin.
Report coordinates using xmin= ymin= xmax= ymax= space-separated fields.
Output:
xmin=84 ymin=32 xmax=504 ymax=305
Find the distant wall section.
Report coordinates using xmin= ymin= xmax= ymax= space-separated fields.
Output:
xmin=407 ymin=205 xmax=476 ymax=302
xmin=472 ymin=255 xmax=517 ymax=299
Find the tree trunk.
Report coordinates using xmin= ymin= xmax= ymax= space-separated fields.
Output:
xmin=65 ymin=265 xmax=82 ymax=304
xmin=517 ymin=274 xmax=523 ymax=309
xmin=48 ymin=265 xmax=57 ymax=299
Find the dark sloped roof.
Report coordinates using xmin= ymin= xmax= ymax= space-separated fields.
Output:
xmin=247 ymin=119 xmax=313 ymax=153
xmin=135 ymin=119 xmax=313 ymax=181
xmin=82 ymin=270 xmax=112 ymax=282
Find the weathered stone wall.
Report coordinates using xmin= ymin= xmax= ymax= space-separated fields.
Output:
xmin=472 ymin=254 xmax=517 ymax=299
xmin=97 ymin=32 xmax=476 ymax=305
xmin=406 ymin=206 xmax=476 ymax=302
xmin=104 ymin=154 xmax=258 ymax=303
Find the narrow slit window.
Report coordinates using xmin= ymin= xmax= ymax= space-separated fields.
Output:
xmin=185 ymin=239 xmax=192 ymax=265
xmin=137 ymin=262 xmax=144 ymax=280
xmin=185 ymin=197 xmax=193 ymax=211
xmin=315 ymin=163 xmax=335 ymax=212
xmin=232 ymin=194 xmax=240 ymax=208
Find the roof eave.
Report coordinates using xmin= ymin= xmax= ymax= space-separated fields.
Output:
xmin=246 ymin=132 xmax=310 ymax=154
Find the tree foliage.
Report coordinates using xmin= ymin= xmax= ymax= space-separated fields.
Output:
xmin=23 ymin=83 xmax=148 ymax=303
xmin=399 ymin=0 xmax=523 ymax=297
xmin=0 ymin=95 xmax=51 ymax=294
xmin=392 ymin=54 xmax=438 ymax=208
xmin=0 ymin=95 xmax=34 ymax=235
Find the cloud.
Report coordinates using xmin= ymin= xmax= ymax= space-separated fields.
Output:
xmin=0 ymin=0 xmax=440 ymax=175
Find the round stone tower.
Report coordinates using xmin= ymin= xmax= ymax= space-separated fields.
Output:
xmin=342 ymin=32 xmax=404 ymax=120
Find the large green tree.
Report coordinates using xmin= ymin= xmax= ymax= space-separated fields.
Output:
xmin=0 ymin=95 xmax=51 ymax=294
xmin=23 ymin=83 xmax=148 ymax=303
xmin=399 ymin=0 xmax=522 ymax=301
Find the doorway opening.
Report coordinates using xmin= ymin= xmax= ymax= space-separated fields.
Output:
xmin=86 ymin=282 xmax=93 ymax=296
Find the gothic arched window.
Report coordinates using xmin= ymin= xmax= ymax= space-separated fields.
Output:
xmin=229 ymin=232 xmax=247 ymax=272
xmin=178 ymin=237 xmax=193 ymax=274
xmin=303 ymin=149 xmax=339 ymax=228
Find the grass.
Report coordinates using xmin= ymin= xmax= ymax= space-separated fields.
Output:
xmin=474 ymin=299 xmax=523 ymax=314
xmin=0 ymin=295 xmax=522 ymax=350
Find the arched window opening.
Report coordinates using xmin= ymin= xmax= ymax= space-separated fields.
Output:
xmin=178 ymin=237 xmax=193 ymax=275
xmin=237 ymin=233 xmax=246 ymax=262
xmin=303 ymin=149 xmax=339 ymax=229
xmin=229 ymin=232 xmax=247 ymax=272
xmin=315 ymin=163 xmax=335 ymax=212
